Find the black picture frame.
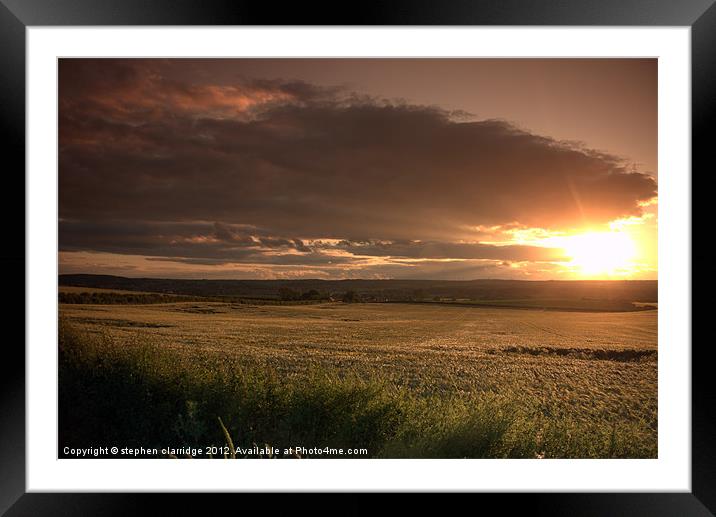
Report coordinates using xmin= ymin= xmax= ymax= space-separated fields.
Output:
xmin=1 ymin=0 xmax=707 ymax=514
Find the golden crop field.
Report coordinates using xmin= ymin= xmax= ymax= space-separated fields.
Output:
xmin=59 ymin=300 xmax=657 ymax=458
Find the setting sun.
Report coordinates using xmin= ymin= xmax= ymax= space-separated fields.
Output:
xmin=559 ymin=231 xmax=637 ymax=276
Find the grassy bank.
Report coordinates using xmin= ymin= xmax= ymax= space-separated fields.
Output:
xmin=58 ymin=320 xmax=656 ymax=458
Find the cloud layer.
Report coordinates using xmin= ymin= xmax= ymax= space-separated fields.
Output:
xmin=59 ymin=60 xmax=657 ymax=278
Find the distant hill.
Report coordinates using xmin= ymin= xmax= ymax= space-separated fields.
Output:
xmin=59 ymin=274 xmax=657 ymax=309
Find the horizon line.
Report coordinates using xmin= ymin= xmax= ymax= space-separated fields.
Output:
xmin=58 ymin=273 xmax=657 ymax=283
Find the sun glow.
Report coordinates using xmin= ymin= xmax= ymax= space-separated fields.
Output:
xmin=490 ymin=219 xmax=653 ymax=279
xmin=557 ymin=231 xmax=637 ymax=276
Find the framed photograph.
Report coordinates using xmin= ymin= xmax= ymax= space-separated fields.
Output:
xmin=3 ymin=0 xmax=708 ymax=514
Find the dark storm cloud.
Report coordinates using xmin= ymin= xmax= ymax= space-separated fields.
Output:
xmin=136 ymin=256 xmax=530 ymax=282
xmin=59 ymin=60 xmax=656 ymax=269
xmin=58 ymin=59 xmax=338 ymax=125
xmin=144 ymin=254 xmax=358 ymax=267
xmin=329 ymin=240 xmax=567 ymax=262
xmin=59 ymin=219 xmax=565 ymax=265
xmin=59 ymin=220 xmax=310 ymax=260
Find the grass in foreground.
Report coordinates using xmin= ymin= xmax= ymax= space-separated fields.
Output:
xmin=58 ymin=320 xmax=656 ymax=459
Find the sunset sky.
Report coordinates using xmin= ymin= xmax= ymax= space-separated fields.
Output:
xmin=59 ymin=59 xmax=657 ymax=280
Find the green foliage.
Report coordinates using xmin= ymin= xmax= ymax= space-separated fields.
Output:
xmin=278 ymin=287 xmax=327 ymax=302
xmin=342 ymin=290 xmax=360 ymax=303
xmin=301 ymin=289 xmax=323 ymax=301
xmin=59 ymin=291 xmax=209 ymax=305
xmin=58 ymin=320 xmax=656 ymax=459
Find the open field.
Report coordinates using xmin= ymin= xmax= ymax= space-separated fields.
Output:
xmin=59 ymin=299 xmax=657 ymax=458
